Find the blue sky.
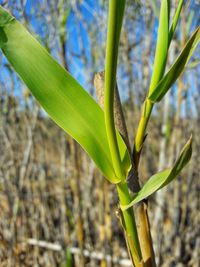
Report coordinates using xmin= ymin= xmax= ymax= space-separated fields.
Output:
xmin=0 ymin=0 xmax=199 ymax=116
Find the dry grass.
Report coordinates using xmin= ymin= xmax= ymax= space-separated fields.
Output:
xmin=0 ymin=98 xmax=199 ymax=267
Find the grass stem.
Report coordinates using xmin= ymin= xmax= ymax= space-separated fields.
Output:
xmin=104 ymin=0 xmax=126 ymax=180
xmin=117 ymin=182 xmax=144 ymax=267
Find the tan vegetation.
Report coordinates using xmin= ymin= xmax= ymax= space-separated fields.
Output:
xmin=0 ymin=1 xmax=199 ymax=266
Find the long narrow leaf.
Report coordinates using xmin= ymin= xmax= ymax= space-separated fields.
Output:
xmin=121 ymin=137 xmax=192 ymax=211
xmin=148 ymin=27 xmax=200 ymax=102
xmin=0 ymin=6 xmax=131 ymax=183
xmin=148 ymin=0 xmax=169 ymax=96
xmin=168 ymin=0 xmax=183 ymax=46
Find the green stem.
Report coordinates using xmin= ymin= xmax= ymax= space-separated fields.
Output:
xmin=133 ymin=0 xmax=170 ymax=159
xmin=104 ymin=2 xmax=143 ymax=264
xmin=104 ymin=0 xmax=126 ymax=180
xmin=117 ymin=182 xmax=143 ymax=264
xmin=134 ymin=99 xmax=153 ymax=167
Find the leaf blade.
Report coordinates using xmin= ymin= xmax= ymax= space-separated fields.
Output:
xmin=168 ymin=0 xmax=183 ymax=46
xmin=148 ymin=0 xmax=169 ymax=96
xmin=148 ymin=27 xmax=200 ymax=102
xmin=121 ymin=137 xmax=192 ymax=211
xmin=0 ymin=6 xmax=131 ymax=183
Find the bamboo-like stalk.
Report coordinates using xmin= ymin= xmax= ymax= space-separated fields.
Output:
xmin=95 ymin=72 xmax=154 ymax=266
xmin=94 ymin=71 xmax=131 ymax=153
xmin=104 ymin=0 xmax=126 ymax=181
xmin=131 ymin=0 xmax=178 ymax=263
xmin=132 ymin=1 xmax=184 ymax=263
xmin=135 ymin=203 xmax=156 ymax=267
xmin=133 ymin=99 xmax=153 ymax=168
xmin=132 ymin=98 xmax=156 ymax=267
xmin=116 ymin=182 xmax=144 ymax=267
xmin=104 ymin=2 xmax=144 ymax=265
xmin=94 ymin=71 xmax=143 ymax=266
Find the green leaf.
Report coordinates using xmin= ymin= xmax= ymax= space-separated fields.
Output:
xmin=168 ymin=0 xmax=183 ymax=46
xmin=121 ymin=137 xmax=192 ymax=211
xmin=148 ymin=0 xmax=169 ymax=96
xmin=0 ymin=6 xmax=131 ymax=184
xmin=148 ymin=27 xmax=200 ymax=102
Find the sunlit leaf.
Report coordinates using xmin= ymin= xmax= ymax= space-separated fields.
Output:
xmin=148 ymin=27 xmax=200 ymax=102
xmin=121 ymin=137 xmax=192 ymax=211
xmin=148 ymin=0 xmax=169 ymax=96
xmin=168 ymin=0 xmax=183 ymax=46
xmin=0 ymin=6 xmax=131 ymax=183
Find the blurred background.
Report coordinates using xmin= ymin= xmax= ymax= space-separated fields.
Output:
xmin=0 ymin=0 xmax=199 ymax=266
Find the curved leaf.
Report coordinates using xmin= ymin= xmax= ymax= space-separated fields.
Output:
xmin=148 ymin=0 xmax=169 ymax=96
xmin=0 ymin=6 xmax=131 ymax=183
xmin=121 ymin=137 xmax=192 ymax=211
xmin=148 ymin=27 xmax=200 ymax=102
